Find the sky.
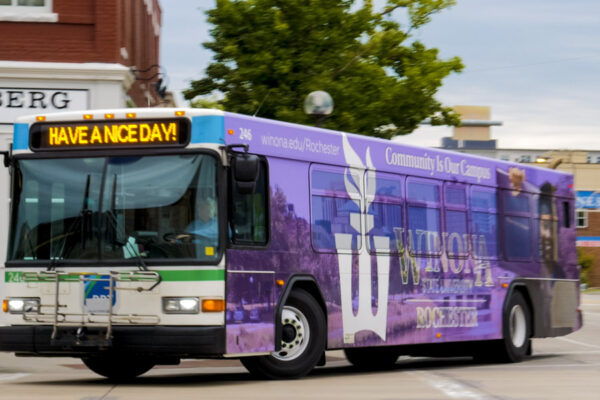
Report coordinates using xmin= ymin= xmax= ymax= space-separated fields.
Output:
xmin=159 ymin=0 xmax=600 ymax=150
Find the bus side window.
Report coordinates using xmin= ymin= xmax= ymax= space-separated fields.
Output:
xmin=366 ymin=173 xmax=403 ymax=254
xmin=502 ymin=189 xmax=532 ymax=260
xmin=230 ymin=159 xmax=269 ymax=246
xmin=470 ymin=188 xmax=499 ymax=260
xmin=406 ymin=179 xmax=442 ymax=256
xmin=563 ymin=201 xmax=571 ymax=228
xmin=444 ymin=184 xmax=468 ymax=258
xmin=310 ymin=166 xmax=361 ymax=252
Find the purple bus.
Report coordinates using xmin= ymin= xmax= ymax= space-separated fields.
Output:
xmin=0 ymin=108 xmax=581 ymax=380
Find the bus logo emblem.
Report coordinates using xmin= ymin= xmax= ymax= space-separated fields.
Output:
xmin=83 ymin=275 xmax=116 ymax=313
xmin=335 ymin=134 xmax=390 ymax=344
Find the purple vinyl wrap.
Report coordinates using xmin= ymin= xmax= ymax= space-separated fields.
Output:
xmin=222 ymin=113 xmax=579 ymax=354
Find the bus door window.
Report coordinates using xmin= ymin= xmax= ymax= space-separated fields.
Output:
xmin=406 ymin=179 xmax=442 ymax=256
xmin=229 ymin=158 xmax=268 ymax=246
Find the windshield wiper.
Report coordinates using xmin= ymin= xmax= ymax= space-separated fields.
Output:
xmin=49 ymin=174 xmax=92 ymax=269
xmin=80 ymin=174 xmax=93 ymax=251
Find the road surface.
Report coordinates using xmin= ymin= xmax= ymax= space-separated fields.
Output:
xmin=0 ymin=294 xmax=598 ymax=400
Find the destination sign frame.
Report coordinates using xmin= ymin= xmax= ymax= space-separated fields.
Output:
xmin=29 ymin=118 xmax=191 ymax=151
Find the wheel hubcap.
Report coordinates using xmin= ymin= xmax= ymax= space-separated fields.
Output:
xmin=273 ymin=306 xmax=309 ymax=361
xmin=509 ymin=304 xmax=527 ymax=348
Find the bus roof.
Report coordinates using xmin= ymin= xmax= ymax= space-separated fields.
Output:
xmin=11 ymin=107 xmax=573 ymax=197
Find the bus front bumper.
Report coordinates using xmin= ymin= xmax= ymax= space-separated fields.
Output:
xmin=0 ymin=325 xmax=225 ymax=357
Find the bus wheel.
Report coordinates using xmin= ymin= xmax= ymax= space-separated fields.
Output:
xmin=82 ymin=354 xmax=155 ymax=381
xmin=500 ymin=291 xmax=531 ymax=362
xmin=344 ymin=346 xmax=399 ymax=370
xmin=241 ymin=289 xmax=326 ymax=379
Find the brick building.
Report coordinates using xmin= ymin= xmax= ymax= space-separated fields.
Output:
xmin=0 ymin=0 xmax=164 ymax=259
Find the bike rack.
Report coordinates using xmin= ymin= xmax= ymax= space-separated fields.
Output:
xmin=21 ymin=270 xmax=161 ymax=347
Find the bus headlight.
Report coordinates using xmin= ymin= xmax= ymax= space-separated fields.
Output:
xmin=3 ymin=298 xmax=40 ymax=314
xmin=162 ymin=297 xmax=199 ymax=314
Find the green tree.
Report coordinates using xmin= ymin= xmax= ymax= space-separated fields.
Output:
xmin=577 ymin=248 xmax=594 ymax=284
xmin=184 ymin=0 xmax=464 ymax=139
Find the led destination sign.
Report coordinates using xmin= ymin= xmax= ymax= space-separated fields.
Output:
xmin=29 ymin=118 xmax=190 ymax=151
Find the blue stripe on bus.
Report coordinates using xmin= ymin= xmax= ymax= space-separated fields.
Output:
xmin=191 ymin=116 xmax=225 ymax=144
xmin=13 ymin=123 xmax=29 ymax=150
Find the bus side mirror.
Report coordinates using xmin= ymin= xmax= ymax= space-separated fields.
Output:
xmin=0 ymin=151 xmax=11 ymax=168
xmin=232 ymin=153 xmax=259 ymax=195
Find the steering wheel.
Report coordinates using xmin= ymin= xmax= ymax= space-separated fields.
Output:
xmin=163 ymin=232 xmax=211 ymax=243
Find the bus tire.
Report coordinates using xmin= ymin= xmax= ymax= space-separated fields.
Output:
xmin=498 ymin=291 xmax=531 ymax=362
xmin=344 ymin=346 xmax=399 ymax=370
xmin=82 ymin=354 xmax=155 ymax=381
xmin=240 ymin=289 xmax=326 ymax=379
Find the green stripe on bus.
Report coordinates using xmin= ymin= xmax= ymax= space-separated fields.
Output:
xmin=157 ymin=269 xmax=225 ymax=282
xmin=5 ymin=270 xmax=225 ymax=283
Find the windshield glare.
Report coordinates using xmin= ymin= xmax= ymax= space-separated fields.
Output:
xmin=8 ymin=154 xmax=220 ymax=263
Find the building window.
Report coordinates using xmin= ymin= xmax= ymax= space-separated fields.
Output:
xmin=595 ymin=156 xmax=600 ymax=164
xmin=0 ymin=0 xmax=55 ymax=21
xmin=500 ymin=155 xmax=509 ymax=161
xmin=1 ymin=0 xmax=46 ymax=7
xmin=576 ymin=211 xmax=588 ymax=228
xmin=520 ymin=155 xmax=531 ymax=163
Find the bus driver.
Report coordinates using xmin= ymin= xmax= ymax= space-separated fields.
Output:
xmin=185 ymin=196 xmax=218 ymax=242
xmin=166 ymin=196 xmax=218 ymax=246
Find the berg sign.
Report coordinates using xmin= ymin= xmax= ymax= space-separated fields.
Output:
xmin=0 ymin=88 xmax=89 ymax=124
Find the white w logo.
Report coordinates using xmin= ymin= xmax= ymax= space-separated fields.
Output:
xmin=335 ymin=134 xmax=390 ymax=344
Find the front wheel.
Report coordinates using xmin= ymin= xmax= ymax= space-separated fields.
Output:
xmin=82 ymin=354 xmax=155 ymax=381
xmin=241 ymin=289 xmax=326 ymax=379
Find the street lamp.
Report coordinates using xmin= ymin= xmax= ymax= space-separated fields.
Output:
xmin=304 ymin=91 xmax=333 ymax=127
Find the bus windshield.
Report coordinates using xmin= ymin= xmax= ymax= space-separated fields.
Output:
xmin=8 ymin=154 xmax=220 ymax=263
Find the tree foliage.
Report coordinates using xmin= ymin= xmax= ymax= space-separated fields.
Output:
xmin=184 ymin=0 xmax=464 ymax=138
xmin=577 ymin=248 xmax=594 ymax=284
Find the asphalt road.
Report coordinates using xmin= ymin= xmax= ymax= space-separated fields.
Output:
xmin=0 ymin=294 xmax=598 ymax=400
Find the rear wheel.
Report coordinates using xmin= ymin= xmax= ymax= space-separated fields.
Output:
xmin=82 ymin=354 xmax=155 ymax=381
xmin=344 ymin=346 xmax=399 ymax=370
xmin=241 ymin=289 xmax=326 ymax=379
xmin=501 ymin=291 xmax=531 ymax=362
xmin=476 ymin=291 xmax=531 ymax=363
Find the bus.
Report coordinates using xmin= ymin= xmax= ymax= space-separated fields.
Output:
xmin=0 ymin=108 xmax=582 ymax=380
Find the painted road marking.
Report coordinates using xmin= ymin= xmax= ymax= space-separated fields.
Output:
xmin=557 ymin=336 xmax=600 ymax=349
xmin=412 ymin=371 xmax=494 ymax=400
xmin=0 ymin=373 xmax=29 ymax=382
